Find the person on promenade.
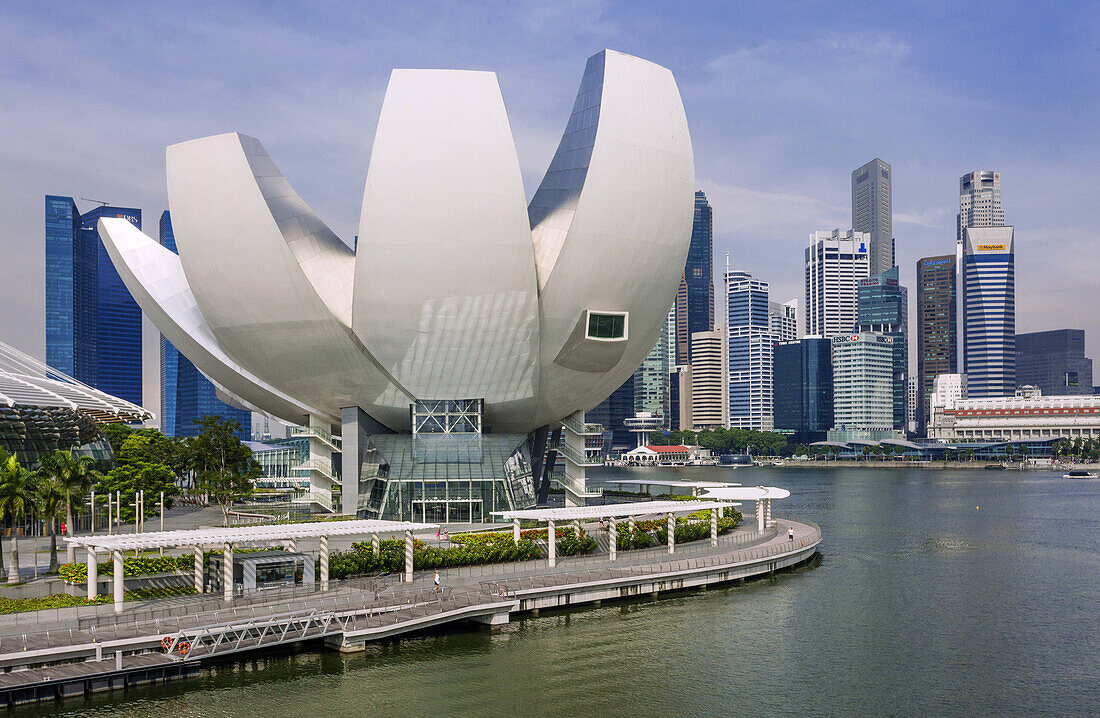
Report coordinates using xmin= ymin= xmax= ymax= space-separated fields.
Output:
xmin=788 ymin=527 xmax=794 ymax=541
xmin=433 ymin=571 xmax=441 ymax=593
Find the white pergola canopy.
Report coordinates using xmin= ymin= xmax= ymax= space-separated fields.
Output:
xmin=608 ymin=479 xmax=742 ymax=489
xmin=492 ymin=500 xmax=730 ymax=522
xmin=698 ymin=486 xmax=791 ymax=501
xmin=64 ymin=519 xmax=438 ymax=552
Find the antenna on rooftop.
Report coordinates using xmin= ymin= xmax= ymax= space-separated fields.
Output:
xmin=80 ymin=198 xmax=110 ymax=207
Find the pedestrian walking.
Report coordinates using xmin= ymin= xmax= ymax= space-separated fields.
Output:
xmin=433 ymin=570 xmax=441 ymax=593
xmin=788 ymin=527 xmax=794 ymax=541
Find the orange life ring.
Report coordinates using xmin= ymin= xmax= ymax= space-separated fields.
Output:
xmin=161 ymin=636 xmax=172 ymax=650
xmin=498 ymin=586 xmax=504 ymax=597
xmin=178 ymin=641 xmax=191 ymax=655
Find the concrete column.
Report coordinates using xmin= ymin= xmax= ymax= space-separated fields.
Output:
xmin=287 ymin=538 xmax=297 ymax=552
xmin=223 ymin=543 xmax=233 ymax=602
xmin=547 ymin=519 xmax=556 ymax=568
xmin=319 ymin=535 xmax=330 ymax=591
xmin=667 ymin=513 xmax=675 ymax=554
xmin=371 ymin=533 xmax=380 ymax=555
xmin=764 ymin=498 xmax=773 ymax=528
xmin=628 ymin=515 xmax=635 ymax=534
xmin=573 ymin=519 xmax=582 ymax=538
xmin=756 ymin=499 xmax=765 ymax=532
xmin=404 ymin=529 xmax=414 ymax=583
xmin=194 ymin=546 xmax=204 ymax=593
xmin=512 ymin=518 xmax=521 ymax=544
xmin=609 ymin=516 xmax=617 ymax=562
xmin=710 ymin=508 xmax=718 ymax=547
xmin=86 ymin=547 xmax=98 ymax=601
xmin=112 ymin=550 xmax=124 ymax=612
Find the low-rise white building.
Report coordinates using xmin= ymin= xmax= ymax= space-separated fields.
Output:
xmin=928 ymin=386 xmax=1100 ymax=441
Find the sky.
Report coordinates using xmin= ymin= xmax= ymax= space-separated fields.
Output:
xmin=2 ymin=0 xmax=1098 ymax=420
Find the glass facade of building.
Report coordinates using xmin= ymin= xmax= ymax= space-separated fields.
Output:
xmin=726 ymin=269 xmax=773 ymax=430
xmin=1015 ymin=329 xmax=1093 ymax=396
xmin=585 ymin=376 xmax=635 ymax=450
xmin=675 ymin=191 xmax=714 ymax=363
xmin=772 ymin=338 xmax=832 ymax=442
xmin=916 ymin=254 xmax=957 ymax=434
xmin=158 ymin=211 xmax=250 ymax=439
xmin=857 ymin=266 xmax=908 ymax=430
xmin=962 ymin=228 xmax=1016 ymax=397
xmin=45 ymin=196 xmax=143 ymax=406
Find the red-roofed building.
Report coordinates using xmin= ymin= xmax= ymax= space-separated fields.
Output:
xmin=624 ymin=445 xmax=693 ymax=463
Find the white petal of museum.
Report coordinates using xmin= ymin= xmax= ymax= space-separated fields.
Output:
xmin=99 ymin=50 xmax=695 ymax=520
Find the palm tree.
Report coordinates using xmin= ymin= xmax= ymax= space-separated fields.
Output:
xmin=0 ymin=454 xmax=36 ymax=584
xmin=38 ymin=451 xmax=99 ymax=563
xmin=32 ymin=470 xmax=66 ymax=574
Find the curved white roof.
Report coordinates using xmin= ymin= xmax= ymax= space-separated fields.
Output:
xmin=0 ymin=340 xmax=152 ymax=424
xmin=492 ymin=500 xmax=727 ymax=521
xmin=98 ymin=49 xmax=694 ymax=434
xmin=698 ymin=486 xmax=791 ymax=501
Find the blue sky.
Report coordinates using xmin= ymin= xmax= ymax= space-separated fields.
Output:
xmin=2 ymin=0 xmax=1097 ymax=411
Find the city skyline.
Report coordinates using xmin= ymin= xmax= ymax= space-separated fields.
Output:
xmin=3 ymin=3 xmax=1097 ymax=420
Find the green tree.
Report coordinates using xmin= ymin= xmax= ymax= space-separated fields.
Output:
xmin=101 ymin=423 xmax=134 ymax=456
xmin=185 ymin=416 xmax=261 ymax=526
xmin=31 ymin=469 xmax=66 ymax=574
xmin=0 ymin=454 xmax=35 ymax=583
xmin=36 ymin=450 xmax=100 ymax=562
xmin=96 ymin=463 xmax=178 ymax=524
xmin=648 ymin=431 xmax=669 ymax=446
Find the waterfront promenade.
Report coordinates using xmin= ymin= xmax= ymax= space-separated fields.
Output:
xmin=0 ymin=515 xmax=819 ymax=707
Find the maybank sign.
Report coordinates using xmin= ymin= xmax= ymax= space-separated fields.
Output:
xmin=976 ymin=244 xmax=1006 ymax=252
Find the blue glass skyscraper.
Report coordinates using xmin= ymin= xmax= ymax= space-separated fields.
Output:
xmin=725 ymin=267 xmax=773 ymax=430
xmin=857 ymin=266 xmax=908 ymax=429
xmin=45 ymin=196 xmax=143 ymax=406
xmin=962 ymin=226 xmax=1016 ymax=397
xmin=674 ymin=191 xmax=714 ymax=364
xmin=158 ymin=212 xmax=250 ymax=439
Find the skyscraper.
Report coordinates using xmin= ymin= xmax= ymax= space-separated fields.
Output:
xmin=805 ymin=229 xmax=871 ymax=338
xmin=675 ymin=191 xmax=714 ymax=363
xmin=916 ymin=254 xmax=957 ymax=434
xmin=586 ymin=377 xmax=635 ymax=450
xmin=633 ymin=319 xmax=670 ymax=425
xmin=45 ymin=196 xmax=143 ymax=406
xmin=852 ymin=158 xmax=893 ymax=274
xmin=726 ymin=266 xmax=773 ymax=430
xmin=962 ymin=227 xmax=1016 ymax=397
xmin=768 ymin=300 xmax=797 ymax=343
xmin=772 ymin=337 xmax=833 ymax=442
xmin=689 ymin=328 xmax=727 ymax=429
xmin=158 ymin=211 xmax=250 ymax=439
xmin=1015 ymin=329 xmax=1092 ymax=396
xmin=957 ymin=171 xmax=1003 ymax=244
xmin=830 ymin=332 xmax=897 ymax=441
xmin=857 ymin=266 xmax=908 ymax=430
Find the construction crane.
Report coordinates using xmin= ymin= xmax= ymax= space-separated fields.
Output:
xmin=80 ymin=197 xmax=110 ymax=207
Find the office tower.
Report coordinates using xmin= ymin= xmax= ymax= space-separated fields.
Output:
xmin=906 ymin=377 xmax=918 ymax=432
xmin=633 ymin=320 xmax=670 ymax=425
xmin=769 ymin=300 xmax=797 ymax=343
xmin=689 ymin=328 xmax=726 ymax=428
xmin=805 ymin=229 xmax=871 ymax=338
xmin=726 ymin=267 xmax=773 ymax=430
xmin=857 ymin=266 xmax=908 ymax=430
xmin=1015 ymin=329 xmax=1092 ymax=395
xmin=957 ymin=171 xmax=1003 ymax=244
xmin=672 ymin=365 xmax=692 ymax=430
xmin=586 ymin=376 xmax=634 ymax=450
xmin=158 ymin=212 xmax=250 ymax=439
xmin=45 ymin=196 xmax=143 ymax=405
xmin=852 ymin=158 xmax=893 ymax=274
xmin=675 ymin=191 xmax=714 ymax=363
xmin=915 ymin=254 xmax=957 ymax=434
xmin=666 ymin=307 xmax=680 ymax=429
xmin=830 ymin=332 xmax=896 ymax=440
xmin=962 ymin=227 xmax=1015 ymax=397
xmin=772 ymin=338 xmax=833 ymax=442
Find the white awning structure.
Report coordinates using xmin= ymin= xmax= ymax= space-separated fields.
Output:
xmin=64 ymin=519 xmax=438 ymax=552
xmin=608 ymin=479 xmax=742 ymax=489
xmin=492 ymin=500 xmax=729 ymax=521
xmin=0 ymin=340 xmax=153 ymax=423
xmin=698 ymin=486 xmax=791 ymax=501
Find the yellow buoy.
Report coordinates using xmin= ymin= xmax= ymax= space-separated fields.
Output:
xmin=976 ymin=506 xmax=980 ymax=510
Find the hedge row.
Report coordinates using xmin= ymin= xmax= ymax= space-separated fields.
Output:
xmin=0 ymin=586 xmax=197 ymax=614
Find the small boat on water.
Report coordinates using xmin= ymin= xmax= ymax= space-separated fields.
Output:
xmin=1063 ymin=470 xmax=1098 ymax=479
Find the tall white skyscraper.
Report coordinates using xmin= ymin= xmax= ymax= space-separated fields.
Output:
xmin=805 ymin=230 xmax=871 ymax=338
xmin=852 ymin=158 xmax=893 ymax=274
xmin=957 ymin=171 xmax=1003 ymax=244
xmin=726 ymin=265 xmax=774 ymax=430
xmin=769 ymin=299 xmax=797 ymax=343
xmin=956 ymin=171 xmax=1013 ymax=397
xmin=689 ymin=327 xmax=727 ymax=429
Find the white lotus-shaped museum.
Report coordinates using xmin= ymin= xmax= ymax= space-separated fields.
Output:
xmin=99 ymin=50 xmax=694 ymax=519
